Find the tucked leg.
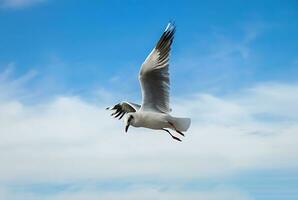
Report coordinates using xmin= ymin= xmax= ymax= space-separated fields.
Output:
xmin=168 ymin=122 xmax=185 ymax=136
xmin=162 ymin=128 xmax=181 ymax=142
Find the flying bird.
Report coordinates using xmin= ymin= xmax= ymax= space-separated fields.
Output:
xmin=106 ymin=23 xmax=191 ymax=141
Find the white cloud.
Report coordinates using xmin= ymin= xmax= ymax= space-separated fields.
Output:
xmin=0 ymin=0 xmax=46 ymax=9
xmin=0 ymin=79 xmax=297 ymax=182
xmin=0 ymin=69 xmax=297 ymax=199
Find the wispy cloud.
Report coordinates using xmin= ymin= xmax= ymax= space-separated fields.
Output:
xmin=0 ymin=63 xmax=38 ymax=101
xmin=172 ymin=21 xmax=271 ymax=95
xmin=0 ymin=0 xmax=46 ymax=9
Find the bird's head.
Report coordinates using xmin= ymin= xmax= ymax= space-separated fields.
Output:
xmin=124 ymin=113 xmax=135 ymax=133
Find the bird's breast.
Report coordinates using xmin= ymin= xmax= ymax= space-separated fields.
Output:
xmin=133 ymin=112 xmax=170 ymax=130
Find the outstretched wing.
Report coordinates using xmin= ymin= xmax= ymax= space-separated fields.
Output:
xmin=106 ymin=101 xmax=141 ymax=120
xmin=139 ymin=23 xmax=175 ymax=113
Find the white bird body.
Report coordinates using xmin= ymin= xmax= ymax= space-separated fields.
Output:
xmin=128 ymin=111 xmax=169 ymax=129
xmin=107 ymin=22 xmax=191 ymax=141
xmin=128 ymin=111 xmax=190 ymax=132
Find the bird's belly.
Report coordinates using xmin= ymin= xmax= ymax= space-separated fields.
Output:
xmin=142 ymin=120 xmax=168 ymax=130
xmin=135 ymin=113 xmax=170 ymax=130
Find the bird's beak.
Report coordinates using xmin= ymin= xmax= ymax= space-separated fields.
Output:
xmin=125 ymin=124 xmax=130 ymax=133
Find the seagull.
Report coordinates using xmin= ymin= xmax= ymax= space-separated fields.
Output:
xmin=106 ymin=22 xmax=191 ymax=141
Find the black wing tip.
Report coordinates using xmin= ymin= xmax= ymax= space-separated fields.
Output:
xmin=156 ymin=22 xmax=176 ymax=50
xmin=164 ymin=22 xmax=176 ymax=38
xmin=165 ymin=21 xmax=176 ymax=32
xmin=107 ymin=102 xmax=140 ymax=120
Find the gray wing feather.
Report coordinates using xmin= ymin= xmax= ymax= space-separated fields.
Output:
xmin=139 ymin=23 xmax=175 ymax=113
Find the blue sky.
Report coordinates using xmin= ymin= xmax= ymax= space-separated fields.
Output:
xmin=0 ymin=0 xmax=298 ymax=200
xmin=1 ymin=0 xmax=297 ymax=99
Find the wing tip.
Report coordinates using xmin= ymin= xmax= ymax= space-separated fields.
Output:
xmin=165 ymin=21 xmax=176 ymax=32
xmin=155 ymin=21 xmax=175 ymax=49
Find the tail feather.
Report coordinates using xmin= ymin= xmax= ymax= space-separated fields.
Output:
xmin=171 ymin=117 xmax=191 ymax=132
